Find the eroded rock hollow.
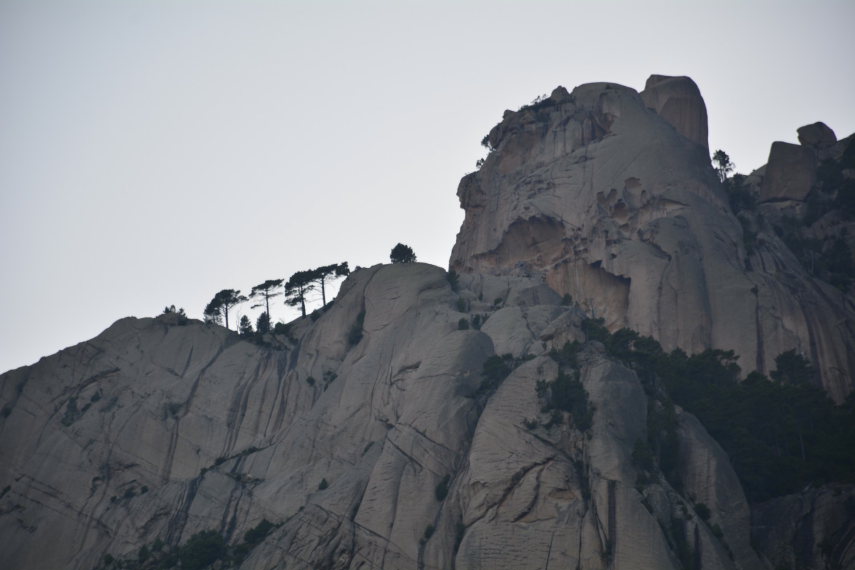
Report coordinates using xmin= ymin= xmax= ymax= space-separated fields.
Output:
xmin=450 ymin=77 xmax=855 ymax=401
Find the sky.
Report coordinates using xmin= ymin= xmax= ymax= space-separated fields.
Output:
xmin=1 ymin=0 xmax=853 ymax=374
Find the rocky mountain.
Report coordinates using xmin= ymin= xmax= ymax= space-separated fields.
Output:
xmin=1 ymin=76 xmax=854 ymax=570
xmin=450 ymin=75 xmax=855 ymax=402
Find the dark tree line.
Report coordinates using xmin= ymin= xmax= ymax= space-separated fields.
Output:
xmin=203 ymin=289 xmax=246 ymax=329
xmin=582 ymin=318 xmax=855 ymax=502
xmin=284 ymin=262 xmax=350 ymax=318
xmin=200 ymin=241 xmax=418 ymax=332
xmin=203 ymin=262 xmax=350 ymax=331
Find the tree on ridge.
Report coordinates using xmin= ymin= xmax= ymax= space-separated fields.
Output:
xmin=284 ymin=270 xmax=315 ymax=318
xmin=250 ymin=279 xmax=284 ymax=328
xmin=390 ymin=243 xmax=416 ymax=264
xmin=311 ymin=262 xmax=350 ymax=306
xmin=712 ymin=149 xmax=734 ymax=183
xmin=203 ymin=289 xmax=247 ymax=330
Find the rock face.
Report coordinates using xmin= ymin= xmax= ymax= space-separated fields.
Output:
xmin=1 ymin=264 xmax=766 ymax=570
xmin=752 ymin=485 xmax=855 ymax=570
xmin=450 ymin=75 xmax=855 ymax=401
xmin=2 ymin=75 xmax=853 ymax=570
xmin=759 ymin=141 xmax=816 ymax=202
xmin=797 ymin=122 xmax=837 ymax=150
xmin=640 ymin=75 xmax=709 ymax=149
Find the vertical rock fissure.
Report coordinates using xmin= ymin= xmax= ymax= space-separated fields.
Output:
xmin=163 ymin=476 xmax=201 ymax=545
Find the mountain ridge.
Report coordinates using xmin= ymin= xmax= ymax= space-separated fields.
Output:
xmin=2 ymin=75 xmax=854 ymax=570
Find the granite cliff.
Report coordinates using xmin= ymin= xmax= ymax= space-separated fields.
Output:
xmin=1 ymin=76 xmax=854 ymax=570
xmin=450 ymin=76 xmax=855 ymax=402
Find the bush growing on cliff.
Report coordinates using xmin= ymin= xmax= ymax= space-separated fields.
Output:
xmin=589 ymin=324 xmax=855 ymax=501
xmin=239 ymin=315 xmax=254 ymax=337
xmin=548 ymin=371 xmax=593 ymax=430
xmin=390 ymin=243 xmax=416 ymax=263
xmin=712 ymin=149 xmax=734 ymax=182
xmin=179 ymin=530 xmax=226 ymax=570
xmin=477 ymin=354 xmax=513 ymax=394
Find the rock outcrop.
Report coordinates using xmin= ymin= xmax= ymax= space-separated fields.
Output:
xmin=640 ymin=74 xmax=709 ymax=149
xmin=2 ymin=75 xmax=854 ymax=570
xmin=450 ymin=75 xmax=855 ymax=401
xmin=760 ymin=141 xmax=816 ymax=202
xmin=1 ymin=264 xmax=766 ymax=570
xmin=798 ymin=122 xmax=837 ymax=150
xmin=752 ymin=485 xmax=855 ymax=570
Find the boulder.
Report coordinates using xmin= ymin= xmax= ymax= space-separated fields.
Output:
xmin=641 ymin=74 xmax=709 ymax=148
xmin=760 ymin=141 xmax=816 ymax=202
xmin=797 ymin=121 xmax=837 ymax=149
xmin=450 ymin=77 xmax=855 ymax=401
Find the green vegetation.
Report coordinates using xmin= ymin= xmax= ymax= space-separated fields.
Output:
xmin=238 ymin=315 xmax=253 ymax=337
xmin=161 ymin=305 xmax=188 ymax=324
xmin=712 ymin=149 xmax=734 ymax=183
xmin=390 ymin=243 xmax=417 ymax=263
xmin=284 ymin=270 xmax=315 ymax=318
xmin=591 ymin=325 xmax=855 ymax=501
xmin=255 ymin=311 xmax=271 ymax=335
xmin=203 ymin=289 xmax=246 ymax=329
xmin=309 ymin=262 xmax=350 ymax=307
xmin=249 ymin=279 xmax=283 ymax=325
xmin=179 ymin=530 xmax=225 ymax=570
xmin=476 ymin=354 xmax=513 ymax=395
xmin=540 ymin=341 xmax=594 ymax=431
xmin=539 ymin=371 xmax=593 ymax=430
xmin=94 ymin=520 xmax=279 ymax=570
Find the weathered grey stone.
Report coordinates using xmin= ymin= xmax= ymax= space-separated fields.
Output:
xmin=641 ymin=74 xmax=709 ymax=148
xmin=760 ymin=141 xmax=816 ymax=202
xmin=2 ymin=75 xmax=852 ymax=570
xmin=450 ymin=77 xmax=855 ymax=401
xmin=0 ymin=263 xmax=766 ymax=570
xmin=797 ymin=121 xmax=837 ymax=149
xmin=751 ymin=484 xmax=855 ymax=570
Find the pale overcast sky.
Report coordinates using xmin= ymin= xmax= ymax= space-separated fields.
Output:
xmin=1 ymin=0 xmax=853 ymax=374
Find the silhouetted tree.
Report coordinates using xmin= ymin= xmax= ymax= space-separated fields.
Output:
xmin=712 ymin=149 xmax=734 ymax=183
xmin=203 ymin=300 xmax=222 ymax=325
xmin=390 ymin=243 xmax=416 ymax=263
xmin=250 ymin=279 xmax=283 ymax=320
xmin=239 ymin=315 xmax=253 ymax=337
xmin=311 ymin=262 xmax=350 ymax=306
xmin=284 ymin=270 xmax=315 ymax=317
xmin=163 ymin=305 xmax=187 ymax=317
xmin=203 ymin=289 xmax=246 ymax=330
xmin=770 ymin=349 xmax=814 ymax=385
xmin=256 ymin=311 xmax=271 ymax=334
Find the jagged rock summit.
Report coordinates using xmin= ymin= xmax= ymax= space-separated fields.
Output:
xmin=0 ymin=265 xmax=768 ymax=570
xmin=450 ymin=75 xmax=855 ymax=401
xmin=2 ymin=75 xmax=855 ymax=570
